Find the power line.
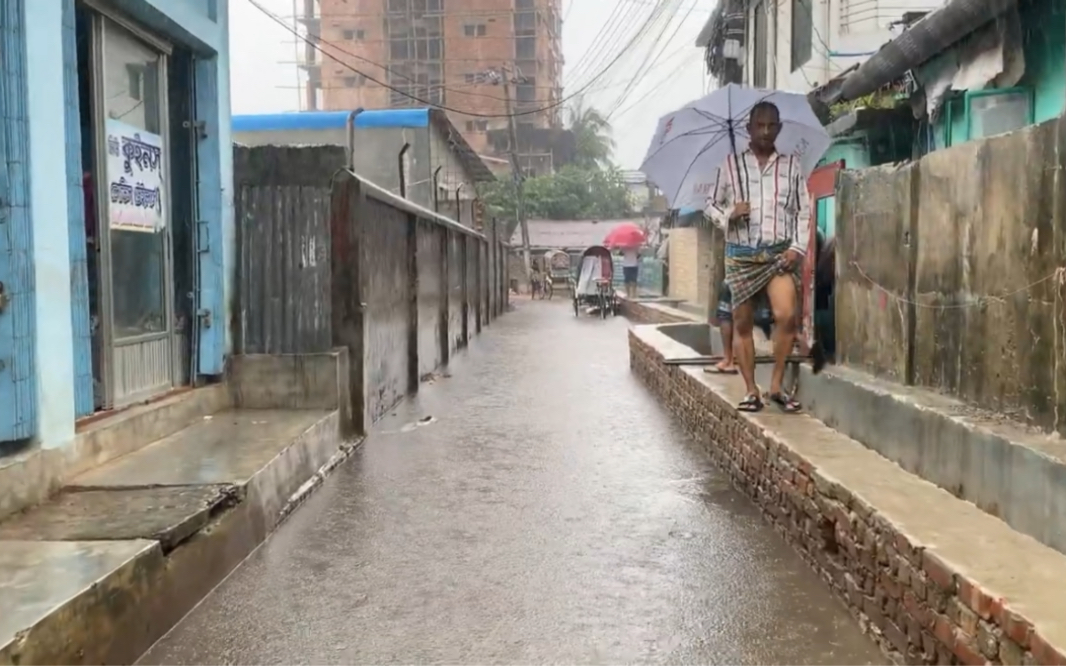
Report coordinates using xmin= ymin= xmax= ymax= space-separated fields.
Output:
xmin=563 ymin=0 xmax=644 ymax=89
xmin=282 ymin=52 xmax=692 ymax=97
xmin=606 ymin=0 xmax=690 ymax=115
xmin=611 ymin=57 xmax=702 ymax=120
xmin=246 ymin=0 xmax=663 ymax=118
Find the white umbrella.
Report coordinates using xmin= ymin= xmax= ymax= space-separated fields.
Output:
xmin=640 ymin=84 xmax=831 ymax=212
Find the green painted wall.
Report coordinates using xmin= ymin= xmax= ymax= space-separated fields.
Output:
xmin=820 ymin=138 xmax=871 ymax=170
xmin=925 ymin=0 xmax=1064 ymax=148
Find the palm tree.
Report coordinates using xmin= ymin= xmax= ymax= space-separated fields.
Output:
xmin=568 ymin=98 xmax=615 ymax=168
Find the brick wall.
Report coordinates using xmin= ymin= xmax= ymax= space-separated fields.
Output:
xmin=629 ymin=330 xmax=1066 ymax=666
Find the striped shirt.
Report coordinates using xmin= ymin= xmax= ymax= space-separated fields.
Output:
xmin=704 ymin=150 xmax=810 ymax=256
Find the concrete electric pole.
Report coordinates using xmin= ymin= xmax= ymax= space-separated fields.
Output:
xmin=494 ymin=67 xmax=533 ymax=289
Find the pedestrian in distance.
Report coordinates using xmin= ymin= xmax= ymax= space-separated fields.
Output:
xmin=621 ymin=246 xmax=640 ymax=299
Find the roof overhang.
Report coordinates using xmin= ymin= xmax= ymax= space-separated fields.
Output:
xmin=428 ymin=109 xmax=496 ymax=183
xmin=835 ymin=0 xmax=1017 ymax=103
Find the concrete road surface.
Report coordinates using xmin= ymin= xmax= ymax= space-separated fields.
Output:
xmin=140 ymin=300 xmax=884 ymax=666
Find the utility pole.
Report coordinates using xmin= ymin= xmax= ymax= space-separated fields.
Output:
xmin=496 ymin=67 xmax=533 ymax=289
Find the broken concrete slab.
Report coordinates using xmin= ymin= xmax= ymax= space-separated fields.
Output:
xmin=0 ymin=486 xmax=234 ymax=552
xmin=69 ymin=409 xmax=333 ymax=490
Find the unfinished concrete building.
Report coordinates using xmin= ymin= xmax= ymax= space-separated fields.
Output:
xmin=296 ymin=0 xmax=564 ymax=169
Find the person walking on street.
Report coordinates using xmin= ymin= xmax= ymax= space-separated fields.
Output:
xmin=705 ymin=101 xmax=810 ymax=414
xmin=622 ymin=246 xmax=640 ymax=299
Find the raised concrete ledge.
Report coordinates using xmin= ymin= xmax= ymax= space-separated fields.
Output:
xmin=785 ymin=354 xmax=1066 ymax=559
xmin=0 ymin=385 xmax=230 ymax=522
xmin=228 ymin=349 xmax=350 ymax=412
xmin=618 ymin=296 xmax=702 ymax=325
xmin=630 ymin=323 xmax=1066 ymax=665
xmin=0 ymin=409 xmax=358 ymax=665
xmin=636 ymin=314 xmax=1066 ymax=560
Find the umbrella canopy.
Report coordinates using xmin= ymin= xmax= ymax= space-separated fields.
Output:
xmin=640 ymin=84 xmax=831 ymax=212
xmin=603 ymin=222 xmax=646 ymax=249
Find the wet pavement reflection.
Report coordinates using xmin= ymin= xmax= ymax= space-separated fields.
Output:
xmin=140 ymin=300 xmax=885 ymax=665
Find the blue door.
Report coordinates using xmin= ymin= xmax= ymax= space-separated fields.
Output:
xmin=193 ymin=55 xmax=224 ymax=376
xmin=0 ymin=0 xmax=38 ymax=441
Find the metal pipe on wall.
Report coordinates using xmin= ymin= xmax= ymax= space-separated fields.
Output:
xmin=398 ymin=142 xmax=411 ymax=199
xmin=432 ymin=165 xmax=442 ymax=212
xmin=344 ymin=108 xmax=364 ymax=171
xmin=455 ymin=185 xmax=463 ymax=225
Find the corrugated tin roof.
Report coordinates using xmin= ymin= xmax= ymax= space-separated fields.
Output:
xmin=232 ymin=109 xmax=430 ymax=132
xmin=510 ymin=218 xmax=658 ymax=250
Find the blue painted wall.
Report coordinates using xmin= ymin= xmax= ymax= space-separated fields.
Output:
xmin=25 ymin=0 xmax=73 ymax=448
xmin=0 ymin=0 xmax=39 ymax=443
xmin=16 ymin=0 xmax=232 ymax=448
xmin=62 ymin=0 xmax=94 ymax=419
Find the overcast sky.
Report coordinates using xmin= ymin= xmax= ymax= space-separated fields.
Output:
xmin=229 ymin=0 xmax=711 ymax=169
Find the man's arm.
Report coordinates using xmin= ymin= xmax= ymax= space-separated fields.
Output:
xmin=790 ymin=165 xmax=811 ymax=256
xmin=704 ymin=166 xmax=734 ymax=229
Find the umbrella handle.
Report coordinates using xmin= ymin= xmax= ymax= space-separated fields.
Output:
xmin=728 ymin=122 xmax=746 ymax=202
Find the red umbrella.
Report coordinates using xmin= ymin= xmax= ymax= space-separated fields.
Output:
xmin=604 ymin=222 xmax=646 ymax=249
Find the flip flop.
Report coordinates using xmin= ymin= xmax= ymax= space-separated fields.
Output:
xmin=738 ymin=393 xmax=763 ymax=412
xmin=768 ymin=392 xmax=802 ymax=413
xmin=704 ymin=365 xmax=739 ymax=375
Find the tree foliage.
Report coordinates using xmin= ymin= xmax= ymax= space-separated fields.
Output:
xmin=568 ymin=97 xmax=615 ymax=168
xmin=479 ymin=102 xmax=630 ymax=227
xmin=480 ymin=164 xmax=632 ymax=222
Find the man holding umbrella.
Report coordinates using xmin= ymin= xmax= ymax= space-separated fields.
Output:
xmin=640 ymin=84 xmax=830 ymax=413
xmin=705 ymin=101 xmax=809 ymax=414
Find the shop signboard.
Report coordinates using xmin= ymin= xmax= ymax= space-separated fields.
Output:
xmin=105 ymin=118 xmax=165 ymax=233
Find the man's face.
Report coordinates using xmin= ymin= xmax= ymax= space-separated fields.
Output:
xmin=748 ymin=108 xmax=781 ymax=152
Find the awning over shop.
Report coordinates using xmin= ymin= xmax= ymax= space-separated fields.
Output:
xmin=836 ymin=0 xmax=1017 ymax=102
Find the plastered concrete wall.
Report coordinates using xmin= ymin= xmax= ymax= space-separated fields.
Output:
xmin=448 ymin=233 xmax=464 ymax=352
xmin=416 ymin=222 xmax=445 ymax=379
xmin=836 ymin=161 xmax=916 ymax=382
xmin=364 ymin=196 xmax=414 ymax=422
xmin=667 ymin=225 xmax=720 ymax=314
xmin=836 ymin=116 xmax=1066 ymax=434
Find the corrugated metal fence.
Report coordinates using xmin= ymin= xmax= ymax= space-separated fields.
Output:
xmin=234 ymin=145 xmax=509 ymax=433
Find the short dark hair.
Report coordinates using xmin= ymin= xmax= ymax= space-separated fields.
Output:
xmin=749 ymin=101 xmax=780 ymax=123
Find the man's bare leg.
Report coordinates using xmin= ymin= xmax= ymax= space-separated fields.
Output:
xmin=716 ymin=320 xmax=735 ymax=372
xmin=766 ymin=274 xmax=799 ymax=399
xmin=732 ymin=300 xmax=758 ymax=397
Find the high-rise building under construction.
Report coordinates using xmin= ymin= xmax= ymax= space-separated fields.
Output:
xmin=295 ymin=0 xmax=565 ymax=165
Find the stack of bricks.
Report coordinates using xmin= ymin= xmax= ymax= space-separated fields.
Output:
xmin=629 ymin=330 xmax=1064 ymax=666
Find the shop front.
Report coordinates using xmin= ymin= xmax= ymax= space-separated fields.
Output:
xmin=0 ymin=0 xmax=231 ymax=449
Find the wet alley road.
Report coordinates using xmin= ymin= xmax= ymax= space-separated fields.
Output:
xmin=140 ymin=300 xmax=884 ymax=666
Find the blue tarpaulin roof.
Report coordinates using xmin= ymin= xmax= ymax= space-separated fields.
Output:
xmin=232 ymin=109 xmax=431 ymax=133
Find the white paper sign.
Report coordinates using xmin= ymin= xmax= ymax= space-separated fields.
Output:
xmin=105 ymin=119 xmax=165 ymax=233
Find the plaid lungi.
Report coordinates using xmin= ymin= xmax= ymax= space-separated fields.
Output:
xmin=724 ymin=241 xmax=800 ymax=311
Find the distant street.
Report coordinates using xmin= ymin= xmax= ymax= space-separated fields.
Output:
xmin=140 ymin=300 xmax=883 ymax=666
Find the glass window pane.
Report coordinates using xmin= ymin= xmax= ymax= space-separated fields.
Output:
xmin=102 ymin=20 xmax=168 ymax=339
xmin=969 ymin=91 xmax=1031 ymax=139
